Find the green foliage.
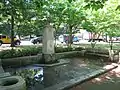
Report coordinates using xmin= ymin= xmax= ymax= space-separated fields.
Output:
xmin=81 ymin=20 xmax=95 ymax=32
xmin=55 ymin=46 xmax=84 ymax=53
xmin=0 ymin=23 xmax=10 ymax=35
xmin=0 ymin=0 xmax=120 ymax=41
xmin=82 ymin=0 xmax=120 ymax=40
xmin=55 ymin=47 xmax=73 ymax=53
xmin=0 ymin=46 xmax=84 ymax=59
xmin=84 ymin=0 xmax=108 ymax=10
xmin=0 ymin=46 xmax=42 ymax=59
xmin=14 ymin=68 xmax=42 ymax=88
xmin=62 ymin=1 xmax=86 ymax=26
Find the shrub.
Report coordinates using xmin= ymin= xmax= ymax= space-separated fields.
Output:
xmin=0 ymin=46 xmax=42 ymax=59
xmin=55 ymin=46 xmax=73 ymax=53
xmin=0 ymin=46 xmax=84 ymax=59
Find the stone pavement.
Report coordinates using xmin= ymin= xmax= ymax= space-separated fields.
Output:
xmin=43 ymin=63 xmax=117 ymax=90
xmin=0 ymin=59 xmax=4 ymax=73
xmin=70 ymin=63 xmax=120 ymax=90
xmin=4 ymin=58 xmax=118 ymax=90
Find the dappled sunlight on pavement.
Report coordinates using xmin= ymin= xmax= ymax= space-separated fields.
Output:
xmin=103 ymin=63 xmax=120 ymax=78
xmin=89 ymin=63 xmax=119 ymax=84
xmin=70 ymin=63 xmax=120 ymax=90
xmin=103 ymin=63 xmax=118 ymax=70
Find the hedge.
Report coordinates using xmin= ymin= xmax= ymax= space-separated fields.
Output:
xmin=0 ymin=46 xmax=84 ymax=59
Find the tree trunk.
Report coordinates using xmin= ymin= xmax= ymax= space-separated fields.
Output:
xmin=97 ymin=32 xmax=102 ymax=39
xmin=90 ymin=32 xmax=102 ymax=49
xmin=68 ymin=25 xmax=73 ymax=47
xmin=90 ymin=32 xmax=97 ymax=49
xmin=105 ymin=34 xmax=108 ymax=42
xmin=109 ymin=37 xmax=113 ymax=50
xmin=10 ymin=14 xmax=15 ymax=47
xmin=108 ymin=49 xmax=114 ymax=61
xmin=110 ymin=41 xmax=113 ymax=50
xmin=54 ymin=24 xmax=60 ymax=47
xmin=108 ymin=37 xmax=114 ymax=61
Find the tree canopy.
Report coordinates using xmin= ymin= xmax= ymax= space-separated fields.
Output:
xmin=0 ymin=0 xmax=120 ymax=40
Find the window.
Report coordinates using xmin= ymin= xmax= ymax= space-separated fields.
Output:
xmin=2 ymin=36 xmax=6 ymax=38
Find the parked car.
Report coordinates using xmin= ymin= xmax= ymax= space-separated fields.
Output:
xmin=31 ymin=36 xmax=42 ymax=44
xmin=88 ymin=38 xmax=105 ymax=42
xmin=0 ymin=34 xmax=21 ymax=46
xmin=63 ymin=34 xmax=79 ymax=44
xmin=73 ymin=36 xmax=79 ymax=42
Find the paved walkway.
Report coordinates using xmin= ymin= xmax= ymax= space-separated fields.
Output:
xmin=70 ymin=63 xmax=120 ymax=90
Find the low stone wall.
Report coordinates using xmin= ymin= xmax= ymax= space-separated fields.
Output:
xmin=85 ymin=49 xmax=119 ymax=62
xmin=85 ymin=48 xmax=109 ymax=55
xmin=55 ymin=51 xmax=82 ymax=59
xmin=2 ymin=55 xmax=41 ymax=67
xmin=2 ymin=51 xmax=81 ymax=67
xmin=2 ymin=49 xmax=111 ymax=68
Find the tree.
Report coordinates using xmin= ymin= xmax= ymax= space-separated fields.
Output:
xmin=102 ymin=0 xmax=120 ymax=50
xmin=81 ymin=0 xmax=120 ymax=49
xmin=82 ymin=0 xmax=120 ymax=61
xmin=82 ymin=8 xmax=108 ymax=48
xmin=0 ymin=0 xmax=29 ymax=47
xmin=62 ymin=0 xmax=86 ymax=46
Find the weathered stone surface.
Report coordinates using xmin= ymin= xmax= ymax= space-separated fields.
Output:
xmin=0 ymin=72 xmax=11 ymax=79
xmin=42 ymin=24 xmax=55 ymax=54
xmin=42 ymin=54 xmax=56 ymax=64
xmin=86 ymin=48 xmax=109 ymax=55
xmin=43 ymin=65 xmax=117 ymax=90
xmin=2 ymin=55 xmax=40 ymax=67
xmin=0 ymin=59 xmax=4 ymax=73
xmin=85 ymin=53 xmax=109 ymax=59
xmin=34 ymin=59 xmax=69 ymax=67
xmin=2 ymin=51 xmax=81 ymax=67
xmin=1 ymin=50 xmax=111 ymax=67
xmin=42 ymin=24 xmax=55 ymax=63
xmin=0 ymin=76 xmax=26 ymax=90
